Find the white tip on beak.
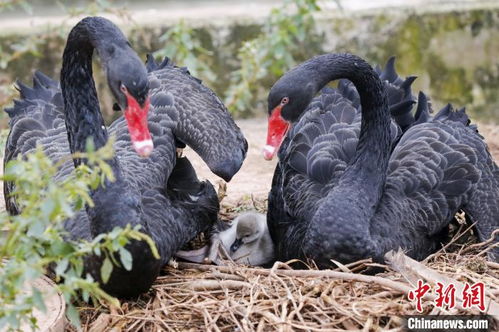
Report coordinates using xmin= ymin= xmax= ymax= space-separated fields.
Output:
xmin=262 ymin=145 xmax=276 ymax=160
xmin=133 ymin=139 xmax=154 ymax=157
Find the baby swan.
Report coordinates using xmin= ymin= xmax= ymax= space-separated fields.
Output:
xmin=225 ymin=212 xmax=275 ymax=266
xmin=176 ymin=212 xmax=275 ymax=266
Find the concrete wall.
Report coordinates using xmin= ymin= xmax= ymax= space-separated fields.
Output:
xmin=319 ymin=5 xmax=499 ymax=121
xmin=0 ymin=1 xmax=498 ymax=122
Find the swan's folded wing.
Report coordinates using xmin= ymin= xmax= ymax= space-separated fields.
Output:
xmin=275 ymin=56 xmax=419 ymax=207
xmin=108 ymin=54 xmax=246 ymax=189
xmin=283 ymin=89 xmax=361 ymax=183
xmin=371 ymin=113 xmax=486 ymax=259
xmin=139 ymin=182 xmax=218 ymax=265
xmin=269 ymin=80 xmax=404 ymax=238
xmin=4 ymin=72 xmax=72 ymax=214
xmin=143 ymin=55 xmax=248 ymax=182
xmin=5 ymin=72 xmax=67 ymax=159
xmin=267 ymin=89 xmax=361 ymax=250
xmin=107 ymin=86 xmax=179 ymax=192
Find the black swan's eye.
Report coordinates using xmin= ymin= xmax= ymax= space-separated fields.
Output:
xmin=281 ymin=97 xmax=289 ymax=105
xmin=120 ymin=84 xmax=127 ymax=93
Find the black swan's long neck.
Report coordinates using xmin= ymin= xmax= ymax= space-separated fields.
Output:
xmin=300 ymin=54 xmax=391 ymax=263
xmin=61 ymin=19 xmax=110 ymax=161
xmin=60 ymin=18 xmax=139 ymax=234
xmin=57 ymin=17 xmax=161 ymax=298
xmin=306 ymin=53 xmax=391 ymax=192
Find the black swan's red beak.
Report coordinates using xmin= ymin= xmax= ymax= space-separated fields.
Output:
xmin=263 ymin=105 xmax=289 ymax=160
xmin=123 ymin=91 xmax=153 ymax=157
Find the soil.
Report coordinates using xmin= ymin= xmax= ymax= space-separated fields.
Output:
xmin=184 ymin=119 xmax=499 ymax=204
xmin=1 ymin=118 xmax=499 ymax=209
xmin=1 ymin=119 xmax=498 ymax=331
xmin=184 ymin=117 xmax=278 ymax=204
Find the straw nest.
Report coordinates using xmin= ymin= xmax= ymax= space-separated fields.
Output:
xmin=70 ymin=195 xmax=499 ymax=332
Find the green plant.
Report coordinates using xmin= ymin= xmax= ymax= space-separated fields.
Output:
xmin=150 ymin=0 xmax=329 ymax=115
xmin=61 ymin=0 xmax=132 ymax=23
xmin=0 ymin=0 xmax=32 ymax=14
xmin=225 ymin=0 xmax=326 ymax=115
xmin=0 ymin=0 xmax=131 ymax=70
xmin=0 ymin=0 xmax=334 ymax=118
xmin=154 ymin=19 xmax=216 ymax=82
xmin=0 ymin=139 xmax=158 ymax=331
xmin=0 ymin=0 xmax=136 ymax=121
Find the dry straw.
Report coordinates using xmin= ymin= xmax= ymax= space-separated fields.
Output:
xmin=72 ymin=198 xmax=498 ymax=332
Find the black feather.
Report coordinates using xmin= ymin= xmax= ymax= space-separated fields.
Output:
xmin=267 ymin=53 xmax=499 ymax=266
xmin=4 ymin=17 xmax=246 ymax=297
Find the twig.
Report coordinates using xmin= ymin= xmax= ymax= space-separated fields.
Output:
xmin=477 ymin=243 xmax=499 ymax=257
xmin=184 ymin=279 xmax=251 ymax=291
xmin=486 ymin=261 xmax=499 ymax=270
xmin=423 ymin=222 xmax=476 ymax=263
xmin=462 ymin=229 xmax=499 ymax=254
xmin=206 ymin=271 xmax=246 ymax=281
xmin=178 ymin=262 xmax=414 ymax=295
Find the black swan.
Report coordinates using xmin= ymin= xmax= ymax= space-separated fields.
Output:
xmin=264 ymin=53 xmax=499 ymax=266
xmin=3 ymin=17 xmax=247 ymax=297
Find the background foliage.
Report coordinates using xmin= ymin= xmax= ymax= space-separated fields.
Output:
xmin=0 ymin=0 xmax=332 ymax=122
xmin=1 ymin=1 xmax=498 ymax=122
xmin=0 ymin=0 xmax=498 ymax=329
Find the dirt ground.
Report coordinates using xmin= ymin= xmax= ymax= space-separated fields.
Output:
xmin=2 ymin=118 xmax=499 ymax=331
xmin=1 ymin=118 xmax=498 ymax=209
xmin=184 ymin=117 xmax=278 ymax=204
xmin=184 ymin=119 xmax=499 ymax=204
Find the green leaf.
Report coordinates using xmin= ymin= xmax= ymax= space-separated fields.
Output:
xmin=85 ymin=137 xmax=95 ymax=153
xmin=50 ymin=241 xmax=74 ymax=256
xmin=119 ymin=248 xmax=133 ymax=271
xmin=82 ymin=290 xmax=90 ymax=303
xmin=55 ymin=259 xmax=69 ymax=276
xmin=26 ymin=220 xmax=44 ymax=237
xmin=100 ymin=257 xmax=113 ymax=284
xmin=66 ymin=304 xmax=81 ymax=329
xmin=31 ymin=287 xmax=47 ymax=313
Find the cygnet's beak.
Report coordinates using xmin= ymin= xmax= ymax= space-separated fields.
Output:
xmin=230 ymin=238 xmax=243 ymax=253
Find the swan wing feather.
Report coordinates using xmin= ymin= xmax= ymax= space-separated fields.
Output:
xmin=371 ymin=108 xmax=492 ymax=259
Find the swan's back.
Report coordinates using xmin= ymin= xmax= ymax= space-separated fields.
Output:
xmin=372 ymin=104 xmax=499 ymax=260
xmin=4 ymin=72 xmax=73 ymax=215
xmin=267 ymin=58 xmax=420 ymax=252
xmin=143 ymin=56 xmax=247 ymax=181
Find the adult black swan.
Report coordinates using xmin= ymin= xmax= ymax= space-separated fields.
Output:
xmin=4 ymin=17 xmax=247 ymax=297
xmin=264 ymin=53 xmax=499 ymax=266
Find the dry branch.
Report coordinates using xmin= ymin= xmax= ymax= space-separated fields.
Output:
xmin=69 ymin=198 xmax=499 ymax=332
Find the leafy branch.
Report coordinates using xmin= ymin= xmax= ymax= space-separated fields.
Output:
xmin=0 ymin=0 xmax=32 ymax=14
xmin=225 ymin=0 xmax=324 ymax=114
xmin=0 ymin=139 xmax=157 ymax=331
xmin=154 ymin=19 xmax=216 ymax=82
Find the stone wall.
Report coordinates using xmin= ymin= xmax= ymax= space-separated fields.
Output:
xmin=0 ymin=2 xmax=498 ymax=122
xmin=319 ymin=7 xmax=499 ymax=121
